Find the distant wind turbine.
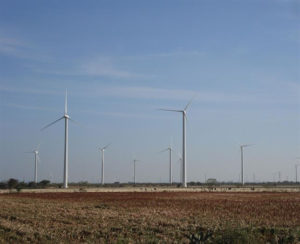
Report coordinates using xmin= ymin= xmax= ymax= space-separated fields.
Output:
xmin=25 ymin=144 xmax=40 ymax=183
xmin=159 ymin=97 xmax=195 ymax=188
xmin=99 ymin=144 xmax=110 ymax=185
xmin=176 ymin=152 xmax=183 ymax=183
xmin=41 ymin=90 xmax=75 ymax=188
xmin=295 ymin=157 xmax=300 ymax=183
xmin=159 ymin=145 xmax=173 ymax=184
xmin=295 ymin=165 xmax=300 ymax=183
xmin=133 ymin=159 xmax=140 ymax=185
xmin=240 ymin=144 xmax=254 ymax=185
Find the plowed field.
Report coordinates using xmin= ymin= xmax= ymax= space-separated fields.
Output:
xmin=0 ymin=192 xmax=299 ymax=243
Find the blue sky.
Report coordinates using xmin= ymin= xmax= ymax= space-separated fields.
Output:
xmin=0 ymin=0 xmax=299 ymax=183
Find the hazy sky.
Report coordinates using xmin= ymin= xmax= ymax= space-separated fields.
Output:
xmin=0 ymin=0 xmax=299 ymax=183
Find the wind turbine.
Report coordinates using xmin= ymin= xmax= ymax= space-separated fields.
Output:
xmin=41 ymin=90 xmax=74 ymax=188
xmin=295 ymin=157 xmax=300 ymax=183
xmin=295 ymin=165 xmax=300 ymax=183
xmin=133 ymin=159 xmax=140 ymax=185
xmin=99 ymin=144 xmax=110 ymax=185
xmin=159 ymin=145 xmax=173 ymax=184
xmin=159 ymin=97 xmax=194 ymax=188
xmin=240 ymin=144 xmax=254 ymax=185
xmin=25 ymin=144 xmax=40 ymax=183
xmin=175 ymin=151 xmax=183 ymax=184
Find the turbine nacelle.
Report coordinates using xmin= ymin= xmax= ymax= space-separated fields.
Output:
xmin=99 ymin=143 xmax=110 ymax=151
xmin=240 ymin=144 xmax=254 ymax=148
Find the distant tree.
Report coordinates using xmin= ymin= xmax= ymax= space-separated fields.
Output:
xmin=17 ymin=181 xmax=27 ymax=188
xmin=38 ymin=180 xmax=50 ymax=187
xmin=7 ymin=178 xmax=18 ymax=189
xmin=28 ymin=181 xmax=37 ymax=188
xmin=0 ymin=182 xmax=7 ymax=189
xmin=78 ymin=181 xmax=89 ymax=186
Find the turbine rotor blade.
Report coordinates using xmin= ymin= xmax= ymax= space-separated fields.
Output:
xmin=103 ymin=143 xmax=111 ymax=149
xmin=241 ymin=144 xmax=255 ymax=148
xmin=158 ymin=108 xmax=183 ymax=113
xmin=100 ymin=143 xmax=111 ymax=150
xmin=184 ymin=94 xmax=197 ymax=111
xmin=41 ymin=116 xmax=64 ymax=131
xmin=36 ymin=143 xmax=41 ymax=151
xmin=69 ymin=118 xmax=84 ymax=128
xmin=65 ymin=89 xmax=68 ymax=114
xmin=158 ymin=148 xmax=168 ymax=153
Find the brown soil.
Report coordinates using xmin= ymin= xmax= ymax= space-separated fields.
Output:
xmin=0 ymin=192 xmax=299 ymax=243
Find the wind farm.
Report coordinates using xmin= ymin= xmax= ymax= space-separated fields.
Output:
xmin=0 ymin=0 xmax=299 ymax=242
xmin=1 ymin=90 xmax=298 ymax=193
xmin=1 ymin=57 xmax=299 ymax=244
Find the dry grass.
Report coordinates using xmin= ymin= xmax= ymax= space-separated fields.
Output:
xmin=0 ymin=192 xmax=299 ymax=243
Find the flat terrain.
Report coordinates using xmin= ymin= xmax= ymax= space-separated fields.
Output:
xmin=0 ymin=192 xmax=299 ymax=243
xmin=1 ymin=185 xmax=300 ymax=194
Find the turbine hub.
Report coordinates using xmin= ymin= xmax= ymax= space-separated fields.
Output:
xmin=64 ymin=114 xmax=70 ymax=119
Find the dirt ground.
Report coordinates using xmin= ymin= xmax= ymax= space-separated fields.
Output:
xmin=0 ymin=192 xmax=299 ymax=243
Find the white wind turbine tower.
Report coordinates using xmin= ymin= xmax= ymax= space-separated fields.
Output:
xmin=41 ymin=90 xmax=74 ymax=188
xmin=159 ymin=144 xmax=174 ymax=184
xmin=295 ymin=164 xmax=300 ymax=183
xmin=177 ymin=152 xmax=183 ymax=183
xmin=159 ymin=98 xmax=194 ymax=187
xmin=240 ymin=144 xmax=254 ymax=185
xmin=99 ymin=144 xmax=110 ymax=185
xmin=295 ymin=157 xmax=300 ymax=183
xmin=133 ymin=159 xmax=140 ymax=185
xmin=25 ymin=144 xmax=40 ymax=183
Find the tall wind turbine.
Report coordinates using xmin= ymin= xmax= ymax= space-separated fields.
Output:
xmin=25 ymin=144 xmax=40 ymax=183
xmin=159 ymin=98 xmax=194 ymax=188
xmin=295 ymin=158 xmax=300 ymax=183
xmin=295 ymin=164 xmax=300 ymax=183
xmin=240 ymin=144 xmax=254 ymax=185
xmin=159 ymin=145 xmax=173 ymax=184
xmin=133 ymin=159 xmax=140 ymax=185
xmin=99 ymin=144 xmax=110 ymax=185
xmin=41 ymin=90 xmax=73 ymax=188
xmin=295 ymin=165 xmax=300 ymax=183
